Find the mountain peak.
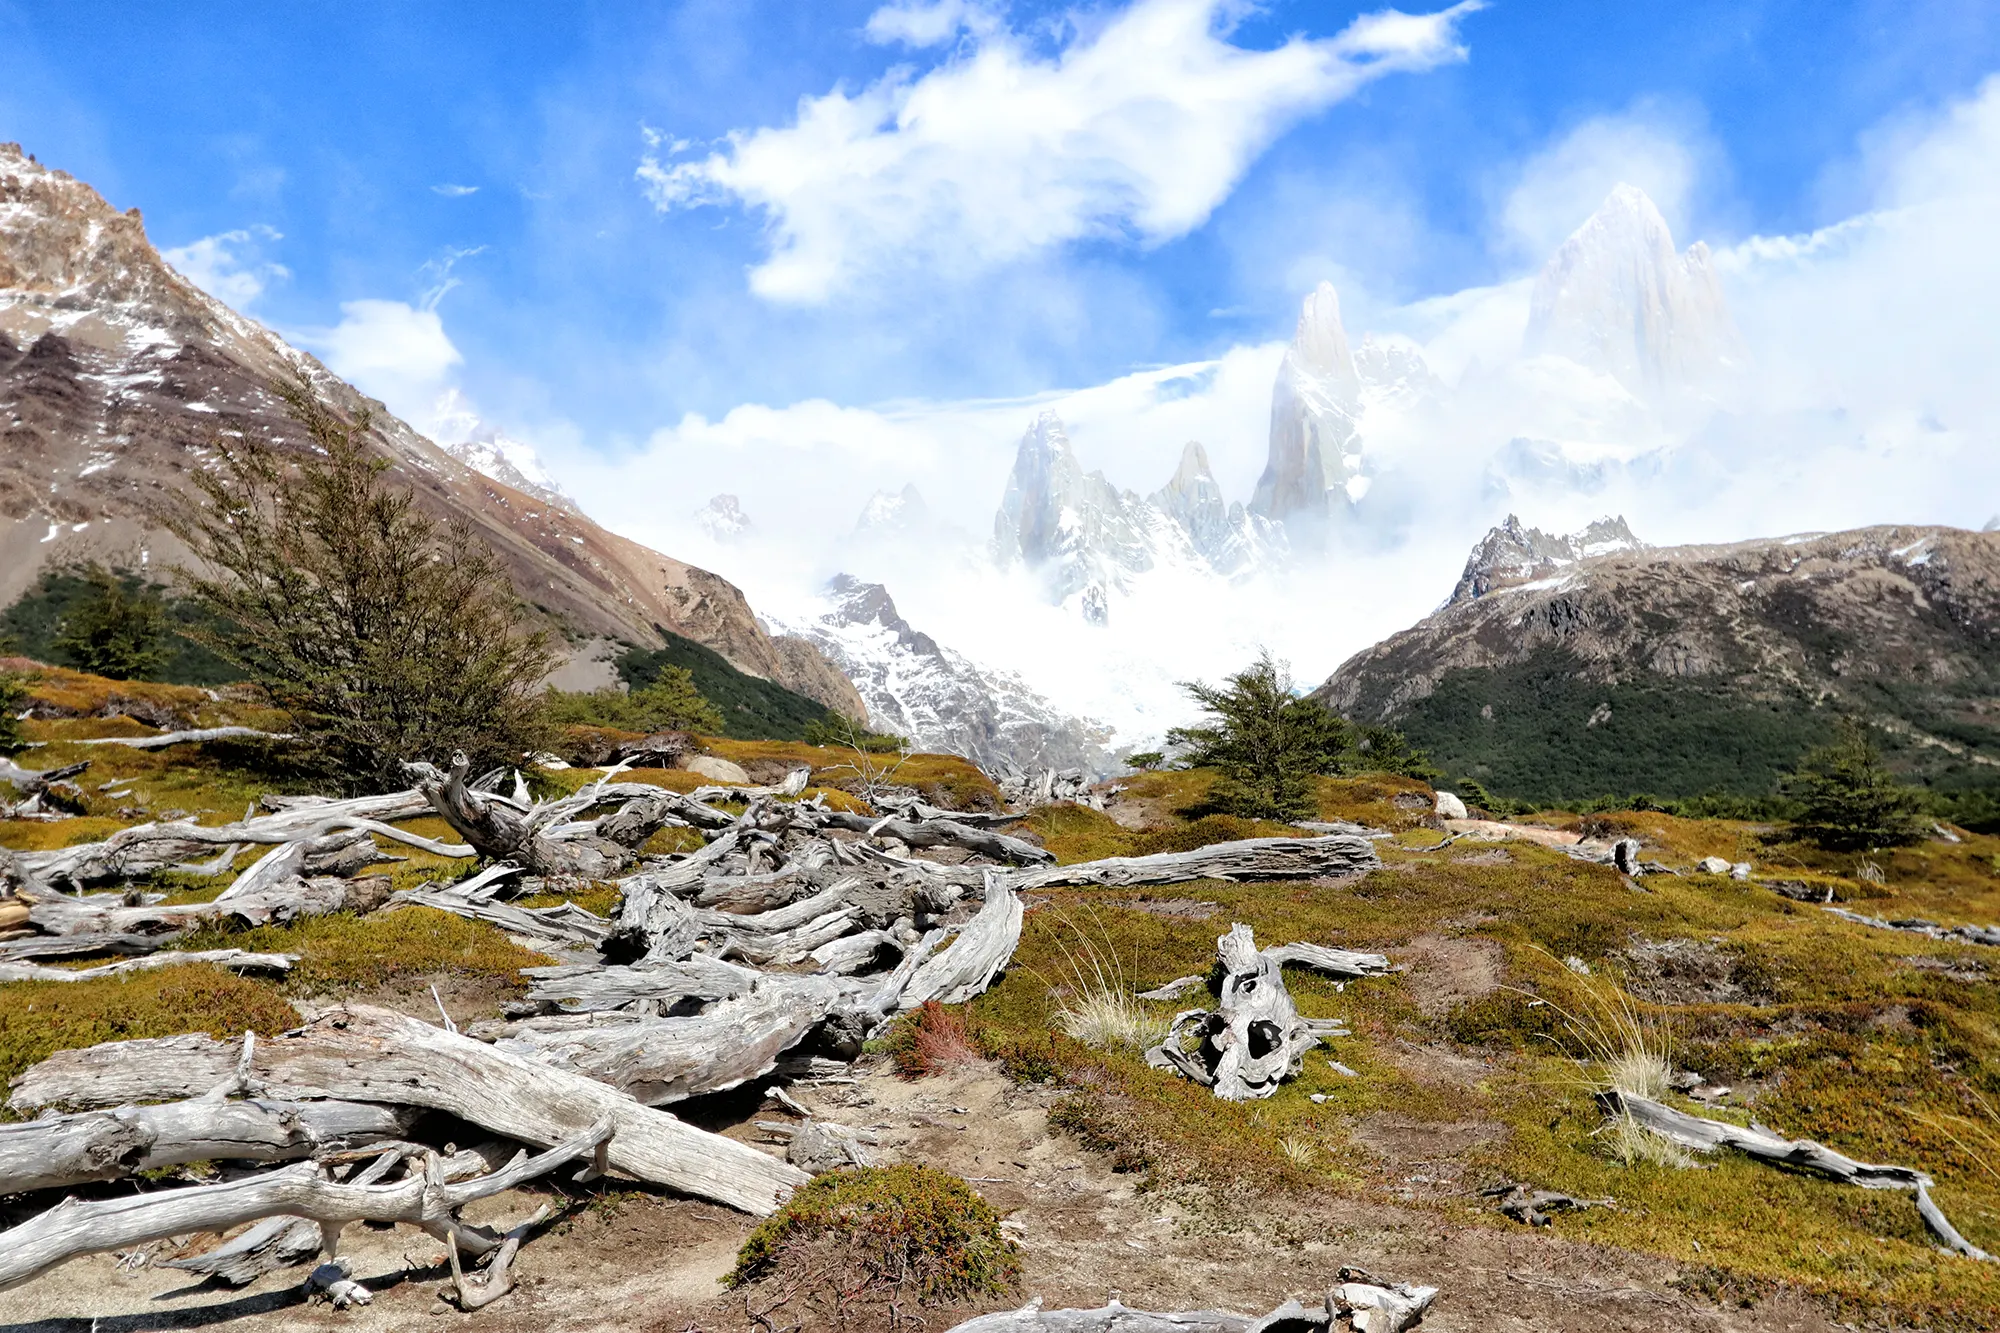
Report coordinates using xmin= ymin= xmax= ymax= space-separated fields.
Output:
xmin=1450 ymin=513 xmax=1647 ymax=604
xmin=695 ymin=493 xmax=753 ymax=543
xmin=1252 ymin=280 xmax=1364 ymax=531
xmin=1524 ymin=183 xmax=1744 ymax=400
xmin=856 ymin=482 xmax=930 ymax=533
xmin=1290 ymin=280 xmax=1361 ymax=399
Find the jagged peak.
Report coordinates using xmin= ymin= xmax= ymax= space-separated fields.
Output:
xmin=1287 ymin=280 xmax=1360 ymax=398
xmin=1450 ymin=512 xmax=1647 ymax=604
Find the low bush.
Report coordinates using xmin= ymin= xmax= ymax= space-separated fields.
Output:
xmin=884 ymin=999 xmax=979 ymax=1077
xmin=728 ymin=1164 xmax=1019 ymax=1316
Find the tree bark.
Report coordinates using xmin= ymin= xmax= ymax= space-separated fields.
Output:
xmin=0 ymin=948 xmax=297 ymax=984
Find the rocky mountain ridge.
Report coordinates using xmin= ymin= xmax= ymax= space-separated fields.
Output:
xmin=1315 ymin=519 xmax=2000 ymax=800
xmin=0 ymin=142 xmax=856 ymax=715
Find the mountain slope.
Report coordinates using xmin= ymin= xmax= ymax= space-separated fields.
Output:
xmin=0 ymin=142 xmax=853 ymax=707
xmin=1314 ymin=522 xmax=2000 ymax=802
xmin=774 ymin=575 xmax=1110 ymax=775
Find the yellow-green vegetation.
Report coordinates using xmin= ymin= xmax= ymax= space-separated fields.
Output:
xmin=956 ymin=816 xmax=2000 ymax=1329
xmin=729 ymin=1164 xmax=1020 ymax=1310
xmin=176 ymin=906 xmax=550 ymax=994
xmin=0 ymin=967 xmax=298 ymax=1107
xmin=702 ymin=737 xmax=1003 ymax=810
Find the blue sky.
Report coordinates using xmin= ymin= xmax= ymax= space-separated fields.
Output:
xmin=6 ymin=0 xmax=1999 ymax=454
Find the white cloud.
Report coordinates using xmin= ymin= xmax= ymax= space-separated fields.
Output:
xmin=295 ymin=299 xmax=463 ymax=421
xmin=640 ymin=0 xmax=1485 ymax=302
xmin=431 ymin=183 xmax=479 ymax=197
xmin=161 ymin=227 xmax=289 ymax=310
xmin=862 ymin=0 xmax=999 ymax=47
xmin=1498 ymin=111 xmax=1703 ymax=260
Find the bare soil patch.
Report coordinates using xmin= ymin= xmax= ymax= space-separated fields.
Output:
xmin=1397 ymin=933 xmax=1507 ymax=1018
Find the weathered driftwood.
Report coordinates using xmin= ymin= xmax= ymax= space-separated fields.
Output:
xmin=1009 ymin=836 xmax=1378 ymax=892
xmin=1823 ymin=905 xmax=2000 ymax=949
xmin=1605 ymin=1091 xmax=1993 ymax=1261
xmin=165 ymin=1144 xmax=411 ymax=1286
xmin=0 ymin=948 xmax=296 ymax=984
xmin=391 ymin=887 xmax=611 ymax=950
xmin=943 ymin=1283 xmax=1437 ymax=1333
xmin=0 ymin=1117 xmax=611 ymax=1292
xmin=508 ymin=955 xmax=762 ymax=1016
xmin=1145 ymin=924 xmax=1373 ymax=1100
xmin=494 ymin=975 xmax=846 ymax=1104
xmin=814 ymin=810 xmax=1054 ymax=865
xmin=73 ymin=726 xmax=292 ymax=750
xmin=18 ymin=797 xmax=470 ymax=890
xmin=24 ymin=874 xmax=388 ymax=942
xmin=10 ymin=1005 xmax=807 ymax=1215
xmin=0 ymin=1097 xmax=414 ymax=1195
xmin=0 ymin=931 xmax=172 ymax=963
xmin=896 ymin=873 xmax=1023 ymax=1010
xmin=411 ymin=754 xmax=698 ymax=879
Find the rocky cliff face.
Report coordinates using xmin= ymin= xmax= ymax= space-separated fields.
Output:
xmin=0 ymin=142 xmax=855 ymax=708
xmin=774 ymin=575 xmax=1110 ymax=775
xmin=1314 ymin=522 xmax=2000 ymax=798
xmin=1251 ymin=281 xmax=1364 ymax=532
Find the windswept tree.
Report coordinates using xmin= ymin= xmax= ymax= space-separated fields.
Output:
xmin=167 ymin=368 xmax=557 ymax=787
xmin=1781 ymin=719 xmax=1930 ymax=851
xmin=1168 ymin=652 xmax=1354 ymax=819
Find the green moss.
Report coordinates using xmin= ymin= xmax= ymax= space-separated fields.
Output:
xmin=729 ymin=1164 xmax=1019 ymax=1306
xmin=0 ymin=967 xmax=298 ymax=1106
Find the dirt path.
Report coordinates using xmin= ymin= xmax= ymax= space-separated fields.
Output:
xmin=0 ymin=1058 xmax=1841 ymax=1333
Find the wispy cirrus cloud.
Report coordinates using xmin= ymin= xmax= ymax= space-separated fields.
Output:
xmin=430 ymin=182 xmax=479 ymax=197
xmin=638 ymin=0 xmax=1485 ymax=303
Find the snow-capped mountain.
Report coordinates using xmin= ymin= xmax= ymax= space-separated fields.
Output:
xmin=1146 ymin=441 xmax=1285 ymax=576
xmin=773 ymin=574 xmax=1111 ymax=775
xmin=429 ymin=389 xmax=580 ymax=514
xmin=1524 ymin=183 xmax=1746 ymax=402
xmin=1251 ymin=281 xmax=1365 ymax=534
xmin=695 ymin=494 xmax=754 ymax=543
xmin=1449 ymin=514 xmax=1647 ymax=605
xmin=856 ymin=483 xmax=929 ymax=533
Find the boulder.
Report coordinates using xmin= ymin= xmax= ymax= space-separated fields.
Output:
xmin=1434 ymin=791 xmax=1469 ymax=821
xmin=683 ymin=755 xmax=752 ymax=785
xmin=1730 ymin=861 xmax=1752 ymax=881
xmin=1696 ymin=856 xmax=1731 ymax=875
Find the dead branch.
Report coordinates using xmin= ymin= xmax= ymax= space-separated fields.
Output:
xmin=0 ymin=1117 xmax=611 ymax=1292
xmin=10 ymin=1004 xmax=808 ymax=1215
xmin=73 ymin=726 xmax=293 ymax=750
xmin=0 ymin=1097 xmax=414 ymax=1195
xmin=0 ymin=948 xmax=296 ymax=984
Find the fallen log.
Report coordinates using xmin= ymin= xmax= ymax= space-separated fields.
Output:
xmin=813 ymin=810 xmax=1054 ymax=865
xmin=896 ymin=872 xmax=1023 ymax=1010
xmin=1823 ymin=905 xmax=2000 ymax=949
xmin=493 ymin=975 xmax=846 ymax=1104
xmin=73 ymin=726 xmax=293 ymax=750
xmin=0 ymin=932 xmax=171 ymax=963
xmin=25 ymin=874 xmax=390 ymax=942
xmin=508 ymin=955 xmax=763 ymax=1016
xmin=10 ymin=1004 xmax=808 ymax=1215
xmin=390 ymin=888 xmax=611 ymax=950
xmin=0 ymin=1096 xmax=414 ymax=1195
xmin=0 ymin=948 xmax=296 ymax=984
xmin=1009 ymin=836 xmax=1378 ymax=892
xmin=1605 ymin=1090 xmax=1993 ymax=1261
xmin=943 ymin=1283 xmax=1437 ymax=1333
xmin=0 ymin=1116 xmax=610 ymax=1292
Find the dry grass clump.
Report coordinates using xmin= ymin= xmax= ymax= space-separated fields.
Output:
xmin=728 ymin=1164 xmax=1019 ymax=1323
xmin=1033 ymin=907 xmax=1163 ymax=1051
xmin=179 ymin=904 xmax=550 ymax=993
xmin=886 ymin=1000 xmax=981 ymax=1077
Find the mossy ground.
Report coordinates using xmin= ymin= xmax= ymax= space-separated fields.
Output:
xmin=960 ymin=823 xmax=2000 ymax=1329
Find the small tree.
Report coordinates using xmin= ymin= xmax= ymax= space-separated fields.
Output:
xmin=1356 ymin=725 xmax=1440 ymax=782
xmin=50 ymin=566 xmax=168 ymax=680
xmin=1167 ymin=652 xmax=1350 ymax=820
xmin=804 ymin=711 xmax=905 ymax=754
xmin=166 ymin=369 xmax=557 ymax=788
xmin=1124 ymin=750 xmax=1165 ymax=772
xmin=1781 ymin=719 xmax=1930 ymax=851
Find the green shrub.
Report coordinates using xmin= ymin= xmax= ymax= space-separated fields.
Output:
xmin=49 ymin=565 xmax=169 ymax=681
xmin=729 ymin=1165 xmax=1019 ymax=1310
xmin=1124 ymin=750 xmax=1165 ymax=771
xmin=1782 ymin=720 xmax=1932 ymax=851
xmin=544 ymin=666 xmax=723 ymax=734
